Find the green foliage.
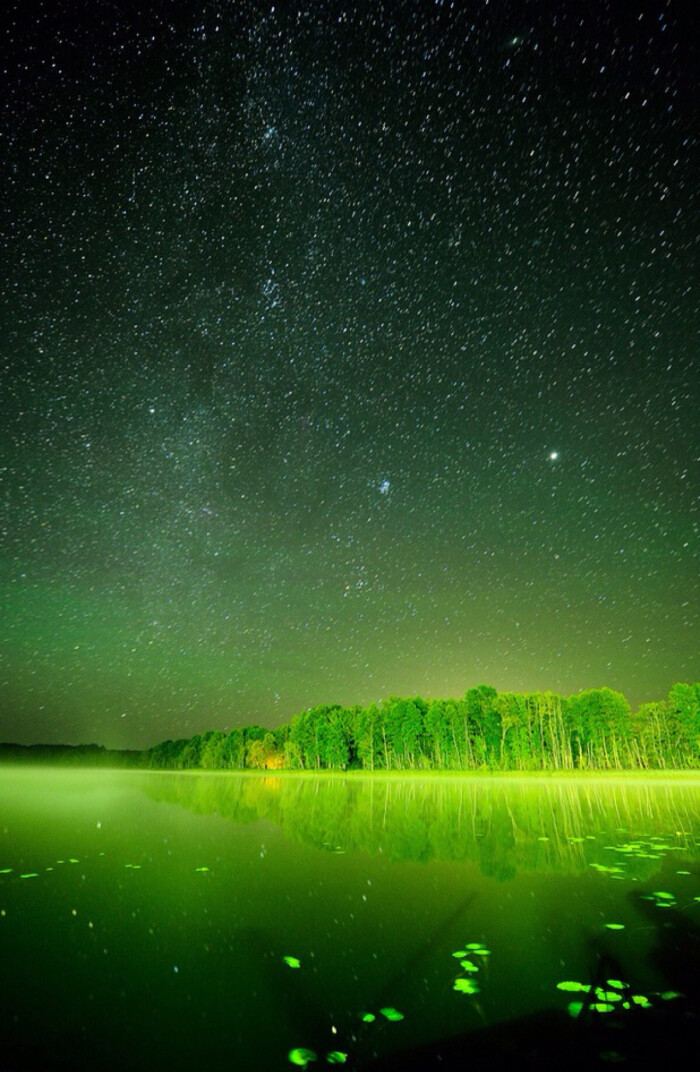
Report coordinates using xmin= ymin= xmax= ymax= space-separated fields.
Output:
xmin=140 ymin=682 xmax=700 ymax=772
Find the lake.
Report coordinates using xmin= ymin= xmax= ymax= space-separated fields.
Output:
xmin=1 ymin=770 xmax=699 ymax=1070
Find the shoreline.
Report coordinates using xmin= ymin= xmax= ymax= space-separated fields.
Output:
xmin=2 ymin=764 xmax=700 ymax=783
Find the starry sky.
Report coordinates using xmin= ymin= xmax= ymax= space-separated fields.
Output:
xmin=1 ymin=0 xmax=698 ymax=748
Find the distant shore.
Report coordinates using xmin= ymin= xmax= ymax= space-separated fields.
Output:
xmin=3 ymin=682 xmax=698 ymax=774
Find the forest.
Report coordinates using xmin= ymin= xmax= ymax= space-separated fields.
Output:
xmin=144 ymin=682 xmax=700 ymax=772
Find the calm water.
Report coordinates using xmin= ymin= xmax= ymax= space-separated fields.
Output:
xmin=1 ymin=770 xmax=699 ymax=1070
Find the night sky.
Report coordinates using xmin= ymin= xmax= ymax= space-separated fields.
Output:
xmin=2 ymin=0 xmax=697 ymax=748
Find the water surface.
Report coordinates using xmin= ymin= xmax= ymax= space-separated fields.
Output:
xmin=1 ymin=770 xmax=699 ymax=1069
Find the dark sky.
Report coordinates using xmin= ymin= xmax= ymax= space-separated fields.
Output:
xmin=1 ymin=0 xmax=697 ymax=748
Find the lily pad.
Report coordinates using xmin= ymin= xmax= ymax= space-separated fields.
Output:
xmin=459 ymin=959 xmax=479 ymax=973
xmin=631 ymin=995 xmax=651 ymax=1008
xmin=557 ymin=981 xmax=591 ymax=993
xmin=590 ymin=1002 xmax=614 ymax=1013
xmin=379 ymin=1007 xmax=404 ymax=1021
xmin=283 ymin=956 xmax=301 ymax=969
xmin=605 ymin=923 xmax=625 ymax=930
xmin=360 ymin=1013 xmax=375 ymax=1023
xmin=567 ymin=1001 xmax=584 ymax=1018
xmin=453 ymin=978 xmax=480 ymax=995
xmin=326 ymin=1054 xmax=347 ymax=1065
xmin=594 ymin=990 xmax=622 ymax=1003
xmin=651 ymin=891 xmax=674 ymax=900
xmin=289 ymin=1049 xmax=317 ymax=1067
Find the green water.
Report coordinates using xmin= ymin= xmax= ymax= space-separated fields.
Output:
xmin=1 ymin=771 xmax=699 ymax=1070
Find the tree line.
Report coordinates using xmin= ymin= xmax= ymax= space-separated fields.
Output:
xmin=0 ymin=743 xmax=141 ymax=766
xmin=144 ymin=682 xmax=700 ymax=772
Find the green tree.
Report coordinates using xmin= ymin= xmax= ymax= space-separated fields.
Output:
xmin=245 ymin=738 xmax=267 ymax=769
xmin=425 ymin=701 xmax=450 ymax=768
xmin=317 ymin=707 xmax=350 ymax=769
xmin=222 ymin=728 xmax=247 ymax=768
xmin=465 ymin=686 xmax=500 ymax=767
xmin=352 ymin=703 xmax=381 ymax=770
xmin=667 ymin=682 xmax=700 ymax=766
xmin=383 ymin=698 xmax=424 ymax=769
xmin=495 ymin=692 xmax=528 ymax=769
xmin=200 ymin=731 xmax=225 ymax=768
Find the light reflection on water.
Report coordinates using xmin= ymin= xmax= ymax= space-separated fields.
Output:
xmin=0 ymin=770 xmax=698 ymax=1070
xmin=141 ymin=771 xmax=700 ymax=874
